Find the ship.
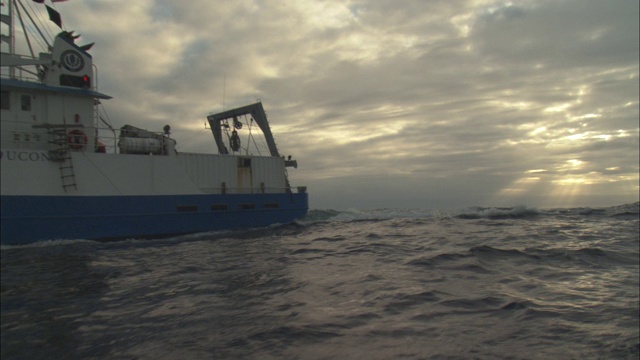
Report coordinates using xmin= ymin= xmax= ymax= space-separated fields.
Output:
xmin=0 ymin=1 xmax=308 ymax=245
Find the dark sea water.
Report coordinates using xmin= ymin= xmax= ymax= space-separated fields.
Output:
xmin=2 ymin=203 xmax=639 ymax=360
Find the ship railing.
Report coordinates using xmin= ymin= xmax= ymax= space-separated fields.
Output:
xmin=0 ymin=69 xmax=40 ymax=83
xmin=95 ymin=124 xmax=119 ymax=153
xmin=0 ymin=55 xmax=42 ymax=83
xmin=0 ymin=61 xmax=90 ymax=87
xmin=95 ymin=125 xmax=171 ymax=155
xmin=199 ymin=186 xmax=307 ymax=195
xmin=2 ymin=122 xmax=152 ymax=154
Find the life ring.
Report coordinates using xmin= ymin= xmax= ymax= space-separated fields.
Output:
xmin=67 ymin=130 xmax=88 ymax=150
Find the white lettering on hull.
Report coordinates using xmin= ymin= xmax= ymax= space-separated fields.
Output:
xmin=0 ymin=151 xmax=51 ymax=162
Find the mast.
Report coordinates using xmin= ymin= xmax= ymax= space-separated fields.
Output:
xmin=0 ymin=0 xmax=15 ymax=77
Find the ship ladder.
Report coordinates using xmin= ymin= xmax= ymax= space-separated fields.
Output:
xmin=48 ymin=127 xmax=78 ymax=192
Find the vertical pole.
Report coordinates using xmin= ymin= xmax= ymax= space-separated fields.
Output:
xmin=9 ymin=0 xmax=15 ymax=78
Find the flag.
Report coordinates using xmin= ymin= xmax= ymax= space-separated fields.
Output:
xmin=45 ymin=5 xmax=62 ymax=28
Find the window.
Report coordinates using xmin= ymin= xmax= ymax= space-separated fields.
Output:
xmin=21 ymin=95 xmax=31 ymax=111
xmin=238 ymin=204 xmax=256 ymax=210
xmin=59 ymin=74 xmax=91 ymax=88
xmin=211 ymin=204 xmax=228 ymax=211
xmin=264 ymin=203 xmax=280 ymax=209
xmin=238 ymin=158 xmax=251 ymax=168
xmin=1 ymin=91 xmax=10 ymax=110
xmin=176 ymin=205 xmax=198 ymax=212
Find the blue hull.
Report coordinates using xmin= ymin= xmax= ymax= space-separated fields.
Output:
xmin=0 ymin=193 xmax=308 ymax=245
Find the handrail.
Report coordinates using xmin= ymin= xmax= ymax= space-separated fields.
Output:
xmin=199 ymin=186 xmax=307 ymax=194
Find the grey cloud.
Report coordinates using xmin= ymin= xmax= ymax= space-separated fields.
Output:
xmin=49 ymin=0 xmax=638 ymax=209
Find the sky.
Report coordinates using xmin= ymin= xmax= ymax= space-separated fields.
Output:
xmin=5 ymin=0 xmax=640 ymax=210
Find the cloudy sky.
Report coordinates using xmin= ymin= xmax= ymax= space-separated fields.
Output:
xmin=8 ymin=0 xmax=640 ymax=209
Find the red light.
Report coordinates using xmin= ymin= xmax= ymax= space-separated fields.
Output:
xmin=59 ymin=74 xmax=91 ymax=88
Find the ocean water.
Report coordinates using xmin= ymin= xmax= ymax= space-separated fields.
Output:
xmin=1 ymin=203 xmax=638 ymax=360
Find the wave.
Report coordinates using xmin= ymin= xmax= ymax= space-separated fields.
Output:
xmin=606 ymin=202 xmax=640 ymax=219
xmin=0 ymin=238 xmax=97 ymax=250
xmin=303 ymin=202 xmax=639 ymax=223
xmin=302 ymin=205 xmax=542 ymax=223
xmin=453 ymin=205 xmax=540 ymax=219
xmin=406 ymin=244 xmax=636 ymax=274
xmin=544 ymin=202 xmax=639 ymax=218
xmin=302 ymin=209 xmax=345 ymax=222
xmin=301 ymin=208 xmax=436 ymax=223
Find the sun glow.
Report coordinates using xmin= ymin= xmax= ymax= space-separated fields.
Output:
xmin=544 ymin=103 xmax=571 ymax=113
xmin=555 ymin=159 xmax=584 ymax=170
xmin=493 ymin=175 xmax=542 ymax=201
xmin=529 ymin=127 xmax=547 ymax=136
xmin=318 ymin=120 xmax=411 ymax=145
xmin=553 ymin=177 xmax=589 ymax=185
xmin=490 ymin=155 xmax=631 ymax=206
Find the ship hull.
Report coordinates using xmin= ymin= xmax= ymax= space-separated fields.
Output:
xmin=1 ymin=192 xmax=308 ymax=245
xmin=1 ymin=148 xmax=309 ymax=245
